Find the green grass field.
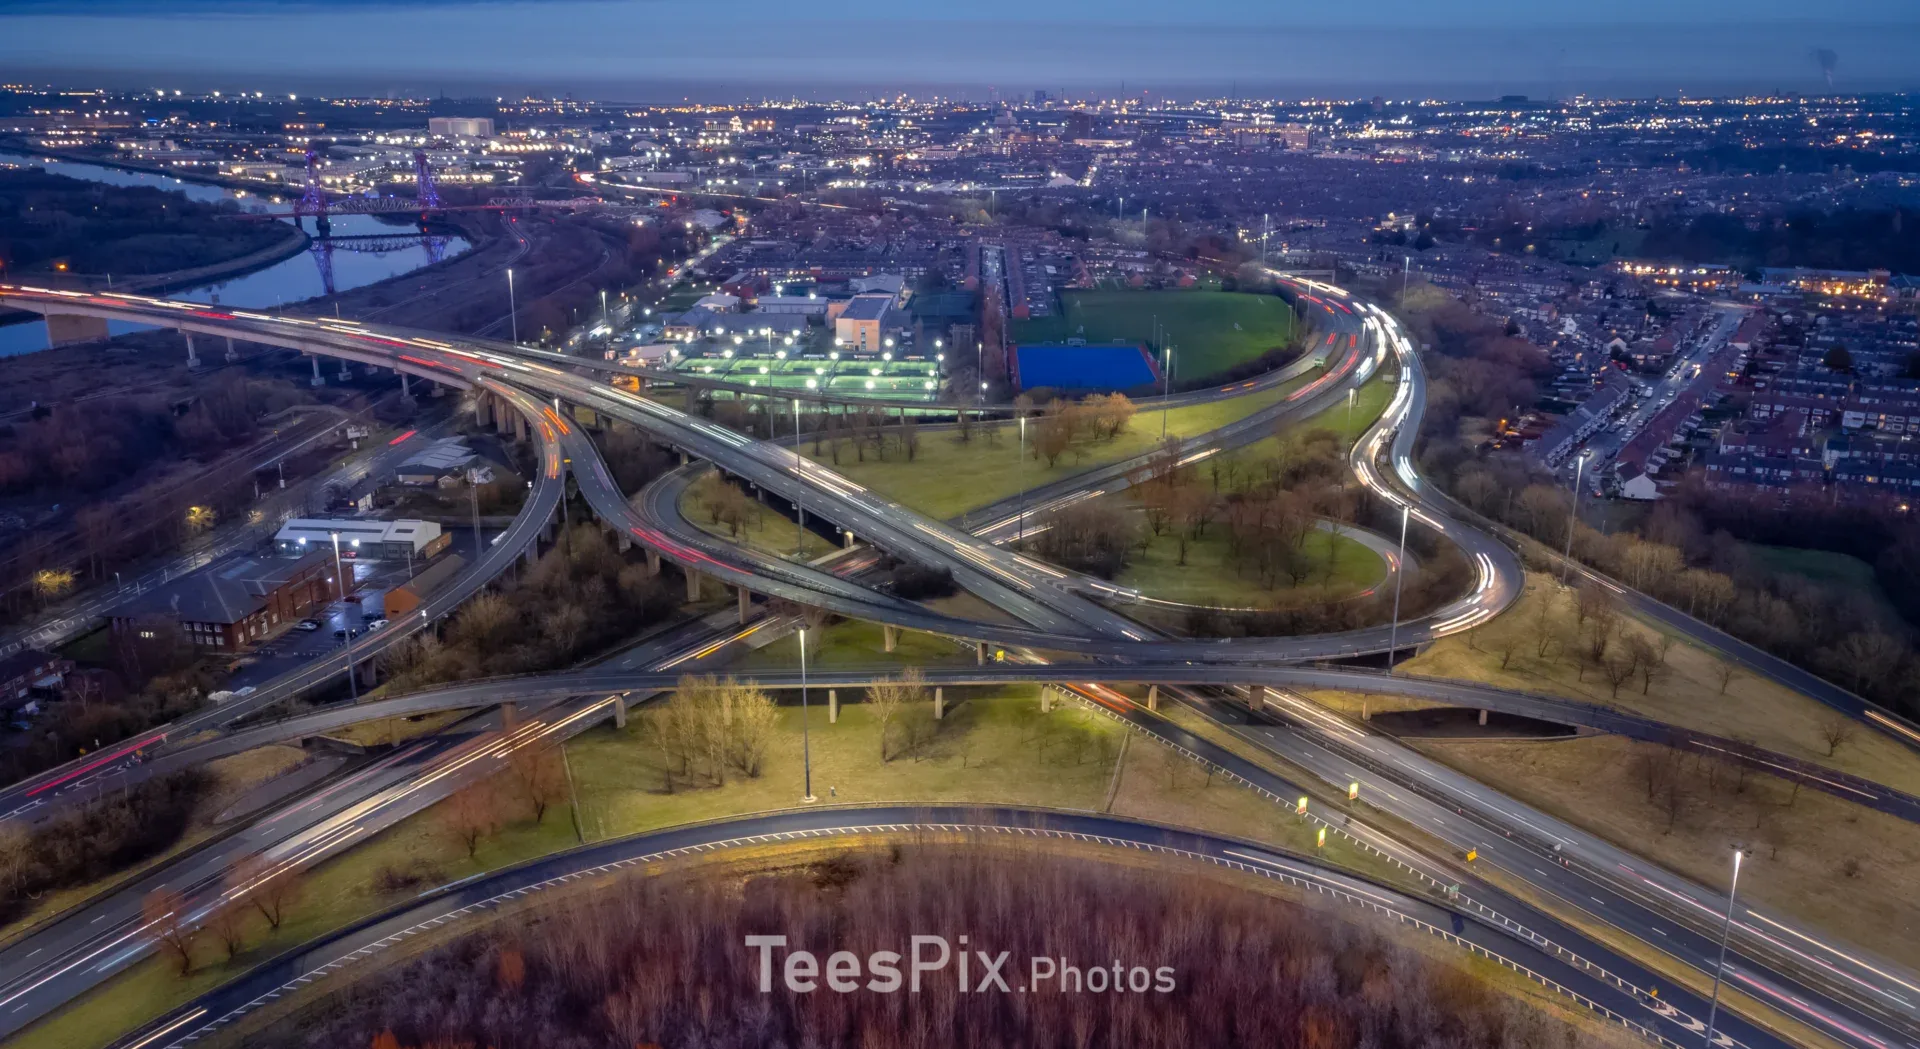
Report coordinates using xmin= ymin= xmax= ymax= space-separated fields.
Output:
xmin=1012 ymin=290 xmax=1298 ymax=384
xmin=1744 ymin=543 xmax=1902 ymax=621
xmin=802 ymin=376 xmax=1312 ymax=520
xmin=1117 ymin=525 xmax=1385 ymax=608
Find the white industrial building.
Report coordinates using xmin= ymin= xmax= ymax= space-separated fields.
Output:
xmin=274 ymin=518 xmax=445 ymax=560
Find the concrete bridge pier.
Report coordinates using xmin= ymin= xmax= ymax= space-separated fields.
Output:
xmin=883 ymin=624 xmax=898 ymax=653
xmin=338 ymin=358 xmax=351 ymax=381
xmin=686 ymin=568 xmax=703 ymax=602
xmin=843 ymin=530 xmax=855 ymax=549
xmin=1146 ymin=685 xmax=1159 ymax=712
xmin=736 ymin=585 xmax=750 ymax=625
xmin=612 ymin=694 xmax=628 ymax=729
xmin=513 ymin=410 xmax=529 ymax=442
xmin=1251 ymin=686 xmax=1267 ymax=715
xmin=1478 ymin=708 xmax=1489 ymax=726
xmin=184 ymin=332 xmax=200 ymax=369
xmin=828 ymin=689 xmax=838 ymax=724
xmin=646 ymin=549 xmax=661 ymax=577
xmin=617 ymin=532 xmax=632 ymax=553
xmin=44 ymin=313 xmax=109 ymax=347
xmin=225 ymin=337 xmax=239 ymax=363
xmin=934 ymin=687 xmax=945 ymax=720
xmin=400 ymin=371 xmax=411 ymax=397
xmin=976 ymin=641 xmax=989 ymax=665
xmin=310 ymin=354 xmax=324 ymax=386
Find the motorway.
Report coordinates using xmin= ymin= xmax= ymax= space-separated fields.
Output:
xmin=0 ymin=278 xmax=1911 ymax=1049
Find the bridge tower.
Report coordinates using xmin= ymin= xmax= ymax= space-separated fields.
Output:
xmin=309 ymin=237 xmax=336 ymax=296
xmin=412 ymin=150 xmax=443 ymax=224
xmin=296 ymin=149 xmax=331 ymax=238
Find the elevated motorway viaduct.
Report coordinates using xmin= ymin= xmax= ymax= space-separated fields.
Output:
xmin=0 ymin=281 xmax=1523 ymax=666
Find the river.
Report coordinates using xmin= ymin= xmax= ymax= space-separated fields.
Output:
xmin=0 ymin=151 xmax=473 ymax=357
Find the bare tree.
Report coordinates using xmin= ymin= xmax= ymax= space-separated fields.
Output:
xmin=508 ymin=742 xmax=569 ymax=823
xmin=440 ymin=779 xmax=504 ymax=858
xmin=1818 ymin=712 xmax=1857 ymax=758
xmin=726 ymin=680 xmax=779 ymax=777
xmin=1601 ymin=653 xmax=1639 ymax=699
xmin=1492 ymin=630 xmax=1524 ymax=671
xmin=1714 ymin=659 xmax=1738 ymax=696
xmin=230 ymin=856 xmax=303 ymax=929
xmin=205 ymin=898 xmax=251 ymax=961
xmin=142 ymin=888 xmax=199 ymax=976
xmin=866 ymin=668 xmax=924 ymax=762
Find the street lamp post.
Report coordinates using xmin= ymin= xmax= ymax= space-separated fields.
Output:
xmin=798 ymin=625 xmax=816 ymax=803
xmin=1346 ymin=387 xmax=1356 ymax=439
xmin=1018 ymin=412 xmax=1028 ymax=544
xmin=1160 ymin=345 xmax=1172 ymax=439
xmin=468 ymin=469 xmax=483 ymax=559
xmin=1563 ymin=452 xmax=1588 ymax=582
xmin=1387 ymin=505 xmax=1409 ymax=673
xmin=793 ymin=398 xmax=806 ymax=559
xmin=329 ymin=531 xmax=358 ymax=702
xmin=506 ymin=267 xmax=518 ymax=345
xmin=600 ymin=288 xmax=608 ymax=326
xmin=1703 ymin=849 xmax=1744 ymax=1049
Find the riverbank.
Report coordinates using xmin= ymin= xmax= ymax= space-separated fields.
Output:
xmin=131 ymin=223 xmax=311 ymax=296
xmin=0 ymin=139 xmax=299 ymax=200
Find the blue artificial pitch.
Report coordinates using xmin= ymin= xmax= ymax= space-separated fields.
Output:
xmin=1012 ymin=343 xmax=1159 ymax=393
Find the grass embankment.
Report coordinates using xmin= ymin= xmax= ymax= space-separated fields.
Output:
xmin=1401 ymin=572 xmax=1920 ymax=796
xmin=1011 ymin=288 xmax=1298 ymax=383
xmin=1220 ymin=369 xmax=1393 ymax=469
xmin=1415 ymin=733 xmax=1920 ymax=973
xmin=803 ymin=376 xmax=1311 ymax=521
xmin=676 ymin=481 xmax=838 ymax=561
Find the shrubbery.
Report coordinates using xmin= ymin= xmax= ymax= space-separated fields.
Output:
xmin=380 ymin=522 xmax=677 ymax=691
xmin=0 ymin=769 xmax=209 ymax=926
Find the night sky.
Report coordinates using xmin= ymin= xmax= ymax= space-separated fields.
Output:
xmin=1 ymin=0 xmax=1914 ymax=100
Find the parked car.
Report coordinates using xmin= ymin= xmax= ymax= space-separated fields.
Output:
xmin=364 ymin=618 xmax=389 ymax=631
xmin=295 ymin=619 xmax=322 ymax=632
